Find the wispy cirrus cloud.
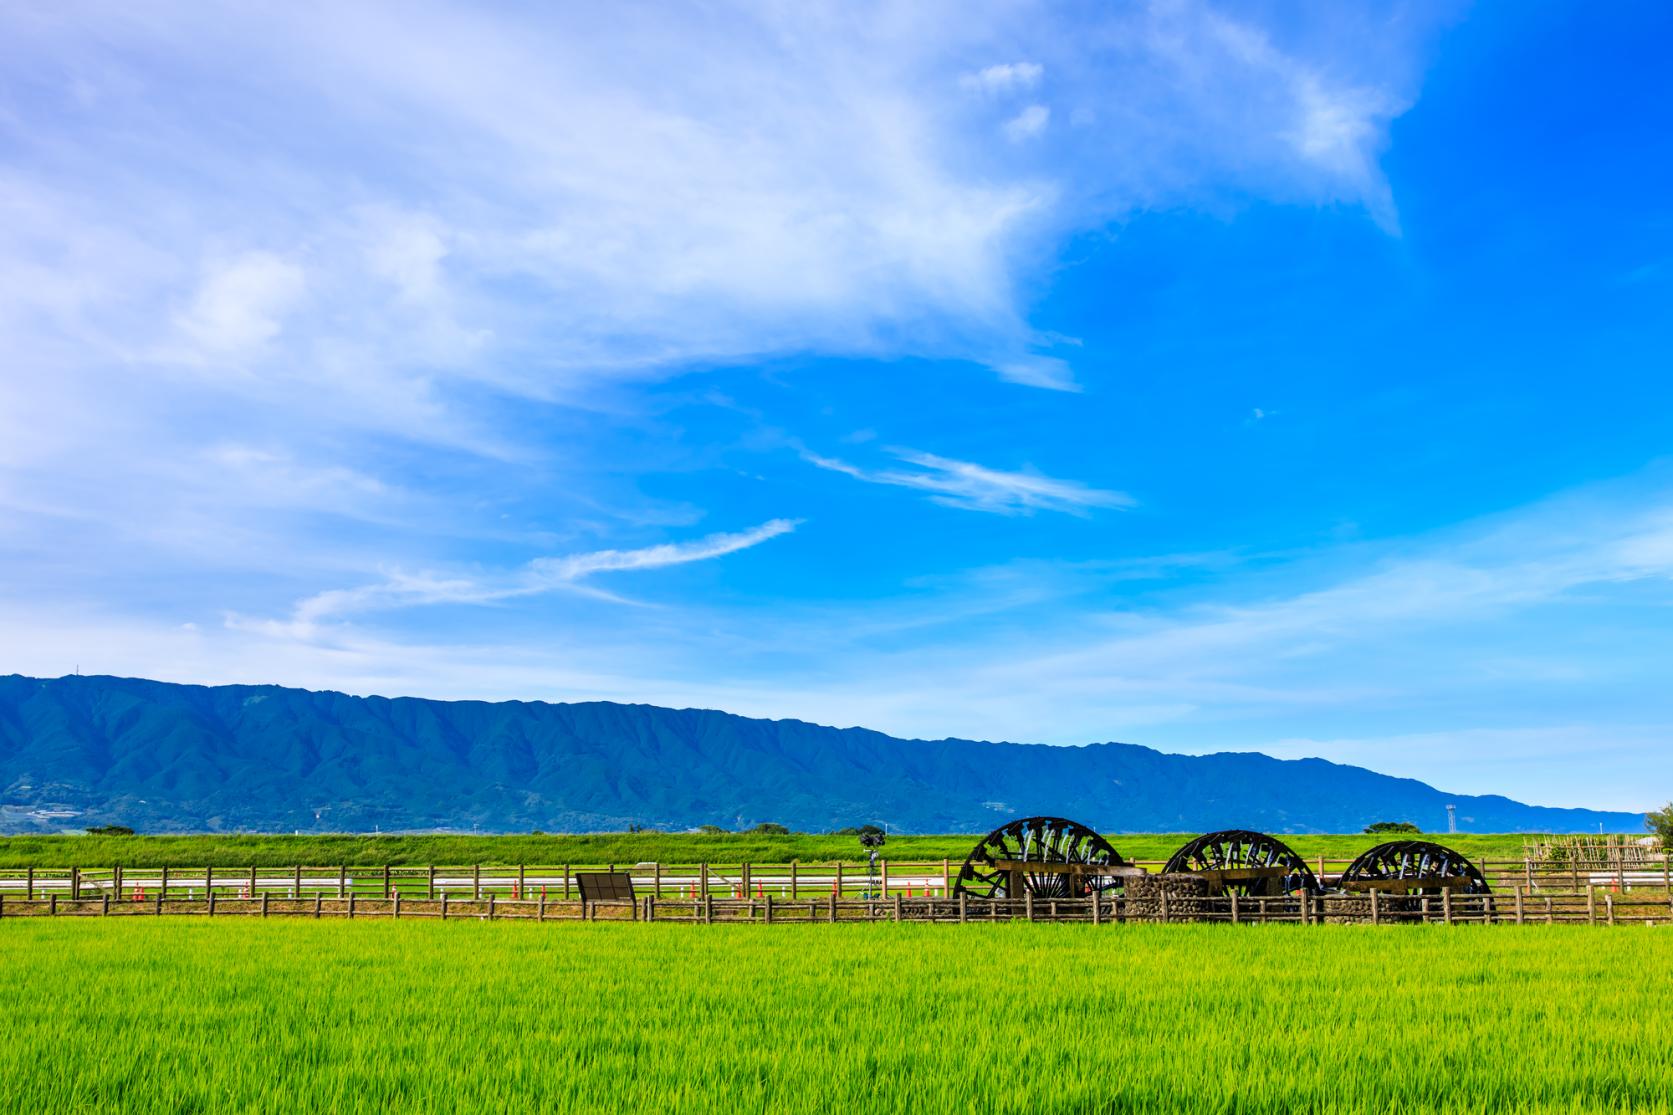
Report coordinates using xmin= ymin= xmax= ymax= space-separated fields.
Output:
xmin=237 ymin=519 xmax=799 ymax=638
xmin=803 ymin=448 xmax=1131 ymax=516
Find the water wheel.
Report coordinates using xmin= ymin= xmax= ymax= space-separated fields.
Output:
xmin=1337 ymin=840 xmax=1491 ymax=895
xmin=953 ymin=816 xmax=1128 ymax=899
xmin=1162 ymin=829 xmax=1321 ymax=896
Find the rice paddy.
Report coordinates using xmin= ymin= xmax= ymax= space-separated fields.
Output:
xmin=4 ymin=918 xmax=1671 ymax=1113
xmin=0 ymin=829 xmax=1536 ymax=869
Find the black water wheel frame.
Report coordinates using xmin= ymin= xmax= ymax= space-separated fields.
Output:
xmin=953 ymin=816 xmax=1127 ymax=900
xmin=1162 ymin=829 xmax=1322 ymax=896
xmin=1337 ymin=840 xmax=1491 ymax=895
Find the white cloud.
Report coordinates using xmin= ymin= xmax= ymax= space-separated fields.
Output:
xmin=804 ymin=448 xmax=1131 ymax=516
xmin=249 ymin=518 xmax=799 ymax=636
xmin=961 ymin=61 xmax=1043 ymax=93
xmin=1003 ymin=104 xmax=1051 ymax=141
xmin=176 ymin=252 xmax=306 ymax=355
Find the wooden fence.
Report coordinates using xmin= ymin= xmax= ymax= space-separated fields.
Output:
xmin=4 ymin=889 xmax=1672 ymax=925
xmin=0 ymin=855 xmax=1666 ymax=902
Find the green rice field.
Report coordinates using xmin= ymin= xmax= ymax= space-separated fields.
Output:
xmin=4 ymin=919 xmax=1670 ymax=1113
xmin=0 ymin=829 xmax=1538 ymax=869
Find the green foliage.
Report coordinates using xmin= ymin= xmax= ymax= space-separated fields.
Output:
xmin=82 ymin=825 xmax=135 ymax=836
xmin=748 ymin=822 xmax=790 ymax=835
xmin=829 ymin=823 xmax=885 ymax=837
xmin=2 ymin=921 xmax=1672 ymax=1112
xmin=0 ymin=830 xmax=1536 ymax=869
xmin=1363 ymin=821 xmax=1421 ymax=834
xmin=1647 ymin=803 xmax=1673 ymax=848
xmin=694 ymin=825 xmax=728 ymax=835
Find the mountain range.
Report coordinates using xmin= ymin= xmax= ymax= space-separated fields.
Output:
xmin=0 ymin=673 xmax=1644 ymax=835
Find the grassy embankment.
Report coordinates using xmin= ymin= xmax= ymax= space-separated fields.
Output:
xmin=0 ymin=831 xmax=1537 ymax=868
xmin=2 ymin=919 xmax=1670 ymax=1113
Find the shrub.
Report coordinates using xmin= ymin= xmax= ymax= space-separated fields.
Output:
xmin=1363 ymin=821 xmax=1420 ymax=835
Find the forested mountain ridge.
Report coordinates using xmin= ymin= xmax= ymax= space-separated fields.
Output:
xmin=0 ymin=674 xmax=1642 ymax=834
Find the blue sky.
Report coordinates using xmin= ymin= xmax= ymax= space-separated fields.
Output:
xmin=3 ymin=2 xmax=1671 ymax=811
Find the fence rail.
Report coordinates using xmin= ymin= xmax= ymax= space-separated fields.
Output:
xmin=4 ymin=889 xmax=1671 ymax=925
xmin=1 ymin=857 xmax=1666 ymax=926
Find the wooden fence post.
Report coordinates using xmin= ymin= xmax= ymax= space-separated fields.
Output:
xmin=1606 ymin=894 xmax=1615 ymax=926
xmin=834 ymin=862 xmax=842 ymax=897
xmin=249 ymin=865 xmax=257 ymax=897
xmin=765 ymin=894 xmax=775 ymax=924
xmin=383 ymin=865 xmax=391 ymax=899
xmin=338 ymin=866 xmax=347 ymax=899
xmin=789 ymin=861 xmax=797 ymax=899
xmin=698 ymin=863 xmax=707 ymax=901
xmin=25 ymin=866 xmax=33 ymax=901
xmin=208 ymin=891 xmax=217 ymax=917
xmin=114 ymin=865 xmax=123 ymax=899
xmin=1160 ymin=890 xmax=1171 ymax=923
xmin=518 ymin=864 xmax=526 ymax=898
xmin=349 ymin=893 xmax=356 ymax=920
xmin=71 ymin=866 xmax=80 ymax=901
xmin=564 ymin=864 xmax=571 ymax=900
xmin=654 ymin=862 xmax=663 ymax=898
xmin=155 ymin=893 xmax=163 ymax=916
xmin=1092 ymin=893 xmax=1102 ymax=926
xmin=50 ymin=894 xmax=57 ymax=916
xmin=892 ymin=894 xmax=902 ymax=922
xmin=742 ymin=862 xmax=751 ymax=897
xmin=393 ymin=891 xmax=401 ymax=919
xmin=829 ymin=892 xmax=837 ymax=923
xmin=1587 ymin=888 xmax=1597 ymax=925
xmin=473 ymin=864 xmax=481 ymax=901
xmin=261 ymin=892 xmax=269 ymax=918
xmin=943 ymin=858 xmax=951 ymax=895
xmin=441 ymin=894 xmax=449 ymax=921
xmin=880 ymin=859 xmax=889 ymax=898
xmin=487 ymin=894 xmax=495 ymax=921
xmin=704 ymin=893 xmax=713 ymax=925
xmin=1233 ymin=892 xmax=1243 ymax=925
xmin=293 ymin=864 xmax=302 ymax=898
xmin=1369 ymin=889 xmax=1378 ymax=926
xmin=958 ymin=892 xmax=968 ymax=924
xmin=1025 ymin=891 xmax=1035 ymax=921
xmin=427 ymin=865 xmax=436 ymax=900
xmin=1514 ymin=886 xmax=1525 ymax=924
xmin=1442 ymin=889 xmax=1453 ymax=925
xmin=102 ymin=893 xmax=109 ymax=916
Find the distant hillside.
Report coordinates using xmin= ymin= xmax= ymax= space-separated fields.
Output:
xmin=0 ymin=674 xmax=1644 ymax=835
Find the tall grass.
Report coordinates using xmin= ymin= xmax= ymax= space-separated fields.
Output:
xmin=3 ymin=919 xmax=1670 ymax=1112
xmin=0 ymin=830 xmax=1535 ymax=868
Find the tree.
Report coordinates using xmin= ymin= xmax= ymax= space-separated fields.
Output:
xmin=1363 ymin=821 xmax=1420 ymax=835
xmin=85 ymin=824 xmax=135 ymax=836
xmin=749 ymin=822 xmax=790 ymax=835
xmin=1646 ymin=803 xmax=1673 ymax=848
xmin=695 ymin=824 xmax=728 ymax=835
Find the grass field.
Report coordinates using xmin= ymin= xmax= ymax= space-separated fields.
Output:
xmin=2 ymin=919 xmax=1670 ymax=1113
xmin=0 ymin=830 xmax=1540 ymax=868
